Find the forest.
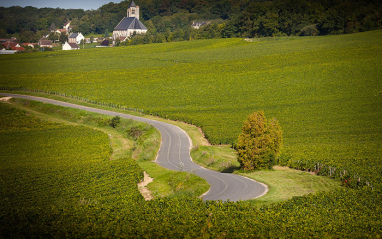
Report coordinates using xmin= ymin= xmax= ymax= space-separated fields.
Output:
xmin=1 ymin=0 xmax=381 ymax=44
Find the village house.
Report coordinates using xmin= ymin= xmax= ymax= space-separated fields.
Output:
xmin=1 ymin=42 xmax=25 ymax=52
xmin=68 ymin=32 xmax=85 ymax=44
xmin=63 ymin=21 xmax=72 ymax=32
xmin=62 ymin=41 xmax=80 ymax=50
xmin=113 ymin=1 xmax=147 ymax=42
xmin=21 ymin=43 xmax=38 ymax=48
xmin=38 ymin=39 xmax=53 ymax=48
xmin=0 ymin=37 xmax=17 ymax=43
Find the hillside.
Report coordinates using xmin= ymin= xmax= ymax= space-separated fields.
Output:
xmin=1 ymin=30 xmax=381 ymax=163
xmin=1 ymin=31 xmax=382 ymax=237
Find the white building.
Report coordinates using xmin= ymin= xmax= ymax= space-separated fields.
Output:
xmin=68 ymin=32 xmax=85 ymax=44
xmin=113 ymin=1 xmax=147 ymax=41
xmin=62 ymin=42 xmax=80 ymax=50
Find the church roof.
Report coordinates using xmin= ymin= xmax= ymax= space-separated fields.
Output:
xmin=114 ymin=17 xmax=147 ymax=31
xmin=129 ymin=1 xmax=137 ymax=7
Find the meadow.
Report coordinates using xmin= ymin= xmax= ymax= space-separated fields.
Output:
xmin=1 ymin=30 xmax=382 ymax=237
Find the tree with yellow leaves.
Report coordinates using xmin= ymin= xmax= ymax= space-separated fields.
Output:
xmin=237 ymin=111 xmax=282 ymax=171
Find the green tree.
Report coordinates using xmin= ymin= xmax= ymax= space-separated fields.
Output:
xmin=36 ymin=18 xmax=48 ymax=30
xmin=237 ymin=111 xmax=282 ymax=171
xmin=59 ymin=32 xmax=68 ymax=43
xmin=47 ymin=32 xmax=59 ymax=42
xmin=109 ymin=116 xmax=120 ymax=128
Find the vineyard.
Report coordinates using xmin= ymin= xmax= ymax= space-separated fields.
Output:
xmin=0 ymin=98 xmax=381 ymax=237
xmin=0 ymin=30 xmax=381 ymax=237
xmin=0 ymin=102 xmax=381 ymax=238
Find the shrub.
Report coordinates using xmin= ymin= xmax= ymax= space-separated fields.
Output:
xmin=109 ymin=116 xmax=120 ymax=128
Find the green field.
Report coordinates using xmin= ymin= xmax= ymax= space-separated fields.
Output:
xmin=1 ymin=99 xmax=380 ymax=238
xmin=0 ymin=101 xmax=143 ymax=209
xmin=1 ymin=30 xmax=381 ymax=183
xmin=1 ymin=30 xmax=382 ymax=237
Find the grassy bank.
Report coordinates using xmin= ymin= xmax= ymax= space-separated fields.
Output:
xmin=4 ymin=98 xmax=209 ymax=199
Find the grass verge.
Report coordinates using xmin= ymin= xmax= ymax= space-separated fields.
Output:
xmin=242 ymin=166 xmax=342 ymax=206
xmin=6 ymin=97 xmax=209 ymax=199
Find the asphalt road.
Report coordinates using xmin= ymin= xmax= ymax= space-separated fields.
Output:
xmin=1 ymin=93 xmax=268 ymax=201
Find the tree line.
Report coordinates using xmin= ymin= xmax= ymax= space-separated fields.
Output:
xmin=0 ymin=0 xmax=381 ymax=44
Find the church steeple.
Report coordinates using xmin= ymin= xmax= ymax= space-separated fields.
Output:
xmin=127 ymin=1 xmax=140 ymax=20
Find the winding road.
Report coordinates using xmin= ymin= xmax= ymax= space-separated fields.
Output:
xmin=0 ymin=93 xmax=267 ymax=201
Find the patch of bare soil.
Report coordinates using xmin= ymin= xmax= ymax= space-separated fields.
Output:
xmin=0 ymin=97 xmax=12 ymax=102
xmin=137 ymin=171 xmax=154 ymax=200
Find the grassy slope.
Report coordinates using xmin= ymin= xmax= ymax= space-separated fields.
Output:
xmin=1 ymin=31 xmax=381 ymax=169
xmin=3 ymin=98 xmax=209 ymax=199
xmin=0 ymin=101 xmax=143 ymax=210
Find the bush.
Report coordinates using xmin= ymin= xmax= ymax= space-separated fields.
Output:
xmin=109 ymin=116 xmax=120 ymax=128
xmin=236 ymin=111 xmax=282 ymax=171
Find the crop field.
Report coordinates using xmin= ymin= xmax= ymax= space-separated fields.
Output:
xmin=1 ymin=31 xmax=381 ymax=182
xmin=1 ymin=100 xmax=381 ymax=238
xmin=0 ymin=30 xmax=382 ymax=237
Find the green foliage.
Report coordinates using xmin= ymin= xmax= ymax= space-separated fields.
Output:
xmin=128 ymin=126 xmax=143 ymax=140
xmin=0 ymin=0 xmax=381 ymax=44
xmin=237 ymin=111 xmax=283 ymax=170
xmin=109 ymin=115 xmax=120 ymax=128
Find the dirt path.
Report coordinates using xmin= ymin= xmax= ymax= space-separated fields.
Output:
xmin=0 ymin=97 xmax=12 ymax=102
xmin=137 ymin=171 xmax=154 ymax=200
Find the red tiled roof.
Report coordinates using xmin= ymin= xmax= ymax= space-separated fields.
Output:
xmin=2 ymin=42 xmax=18 ymax=48
xmin=11 ymin=47 xmax=25 ymax=51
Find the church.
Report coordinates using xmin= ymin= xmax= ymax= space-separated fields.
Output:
xmin=113 ymin=1 xmax=147 ymax=42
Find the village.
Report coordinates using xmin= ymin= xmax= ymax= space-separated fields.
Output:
xmin=0 ymin=1 xmax=152 ymax=54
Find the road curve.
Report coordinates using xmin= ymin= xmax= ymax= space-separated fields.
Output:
xmin=0 ymin=93 xmax=268 ymax=201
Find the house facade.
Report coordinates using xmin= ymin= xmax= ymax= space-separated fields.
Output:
xmin=68 ymin=32 xmax=84 ymax=44
xmin=62 ymin=42 xmax=80 ymax=50
xmin=113 ymin=1 xmax=147 ymax=41
xmin=38 ymin=39 xmax=52 ymax=48
xmin=63 ymin=21 xmax=71 ymax=32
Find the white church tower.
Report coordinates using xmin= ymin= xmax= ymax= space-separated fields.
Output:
xmin=127 ymin=1 xmax=140 ymax=20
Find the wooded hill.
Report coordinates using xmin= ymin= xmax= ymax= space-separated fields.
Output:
xmin=1 ymin=0 xmax=381 ymax=43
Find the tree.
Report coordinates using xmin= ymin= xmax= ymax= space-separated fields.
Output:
xmin=49 ymin=22 xmax=56 ymax=32
xmin=236 ymin=111 xmax=282 ymax=171
xmin=109 ymin=116 xmax=120 ymax=128
xmin=36 ymin=18 xmax=48 ymax=30
xmin=59 ymin=32 xmax=68 ymax=43
xmin=19 ymin=30 xmax=39 ymax=43
xmin=48 ymin=32 xmax=59 ymax=42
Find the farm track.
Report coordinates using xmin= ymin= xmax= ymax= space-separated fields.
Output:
xmin=0 ymin=93 xmax=267 ymax=201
